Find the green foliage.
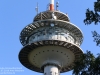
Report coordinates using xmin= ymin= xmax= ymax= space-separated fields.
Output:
xmin=73 ymin=1 xmax=100 ymax=75
xmin=92 ymin=31 xmax=100 ymax=46
xmin=84 ymin=0 xmax=100 ymax=25
xmin=72 ymin=51 xmax=100 ymax=75
xmin=83 ymin=0 xmax=100 ymax=46
xmin=84 ymin=9 xmax=100 ymax=25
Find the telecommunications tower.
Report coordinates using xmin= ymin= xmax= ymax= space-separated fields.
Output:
xmin=18 ymin=0 xmax=83 ymax=75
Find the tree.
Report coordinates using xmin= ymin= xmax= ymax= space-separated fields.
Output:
xmin=92 ymin=31 xmax=100 ymax=46
xmin=72 ymin=51 xmax=100 ymax=75
xmin=72 ymin=1 xmax=100 ymax=75
xmin=84 ymin=0 xmax=100 ymax=46
xmin=84 ymin=0 xmax=100 ymax=25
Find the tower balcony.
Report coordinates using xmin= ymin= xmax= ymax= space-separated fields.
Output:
xmin=20 ymin=20 xmax=83 ymax=46
xmin=33 ymin=10 xmax=70 ymax=22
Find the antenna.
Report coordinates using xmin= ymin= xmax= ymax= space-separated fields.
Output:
xmin=56 ymin=1 xmax=59 ymax=10
xmin=50 ymin=0 xmax=54 ymax=11
xmin=35 ymin=3 xmax=39 ymax=14
xmin=47 ymin=3 xmax=50 ymax=10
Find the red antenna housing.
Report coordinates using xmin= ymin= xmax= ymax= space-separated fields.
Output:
xmin=50 ymin=0 xmax=54 ymax=11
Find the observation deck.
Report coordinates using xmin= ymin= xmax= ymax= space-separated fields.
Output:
xmin=18 ymin=1 xmax=84 ymax=74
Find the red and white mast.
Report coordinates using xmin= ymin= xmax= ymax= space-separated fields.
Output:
xmin=50 ymin=0 xmax=54 ymax=11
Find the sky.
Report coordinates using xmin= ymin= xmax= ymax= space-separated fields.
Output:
xmin=0 ymin=0 xmax=100 ymax=75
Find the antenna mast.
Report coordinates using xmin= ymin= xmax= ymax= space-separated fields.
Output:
xmin=50 ymin=0 xmax=54 ymax=11
xmin=56 ymin=1 xmax=59 ymax=10
xmin=35 ymin=3 xmax=39 ymax=14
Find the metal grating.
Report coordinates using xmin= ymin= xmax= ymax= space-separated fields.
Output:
xmin=20 ymin=20 xmax=83 ymax=46
xmin=19 ymin=40 xmax=83 ymax=73
xmin=33 ymin=10 xmax=70 ymax=22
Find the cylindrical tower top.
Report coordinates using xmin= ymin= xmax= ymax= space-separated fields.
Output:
xmin=18 ymin=0 xmax=84 ymax=74
xmin=50 ymin=0 xmax=54 ymax=11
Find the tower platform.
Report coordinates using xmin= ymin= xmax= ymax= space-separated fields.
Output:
xmin=18 ymin=0 xmax=84 ymax=75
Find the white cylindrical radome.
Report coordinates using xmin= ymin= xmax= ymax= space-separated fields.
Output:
xmin=44 ymin=65 xmax=59 ymax=75
xmin=50 ymin=0 xmax=54 ymax=4
xmin=50 ymin=0 xmax=54 ymax=11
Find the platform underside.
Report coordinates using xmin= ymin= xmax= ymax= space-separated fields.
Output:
xmin=19 ymin=40 xmax=83 ymax=73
